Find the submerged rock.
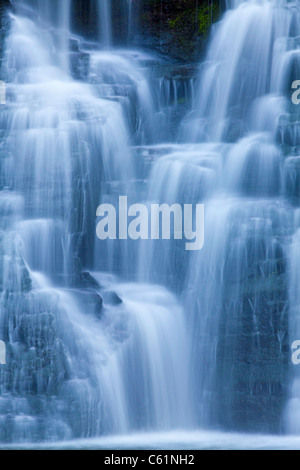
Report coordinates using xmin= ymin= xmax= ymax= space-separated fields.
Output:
xmin=102 ymin=290 xmax=123 ymax=306
xmin=71 ymin=272 xmax=100 ymax=290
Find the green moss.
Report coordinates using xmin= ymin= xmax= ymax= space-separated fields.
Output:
xmin=169 ymin=1 xmax=221 ymax=37
xmin=169 ymin=16 xmax=181 ymax=30
xmin=198 ymin=2 xmax=221 ymax=35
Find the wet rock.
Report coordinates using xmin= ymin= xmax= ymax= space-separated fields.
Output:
xmin=94 ymin=296 xmax=104 ymax=318
xmin=21 ymin=266 xmax=32 ymax=293
xmin=284 ymin=156 xmax=300 ymax=204
xmin=102 ymin=291 xmax=123 ymax=306
xmin=1 ymin=292 xmax=69 ymax=396
xmin=71 ymin=271 xmax=100 ymax=290
xmin=70 ymin=51 xmax=90 ymax=80
xmin=215 ymin=221 xmax=289 ymax=433
xmin=69 ymin=37 xmax=80 ymax=52
xmin=276 ymin=121 xmax=300 ymax=147
xmin=69 ymin=288 xmax=103 ymax=319
xmin=0 ymin=0 xmax=11 ymax=66
xmin=71 ymin=0 xmax=220 ymax=64
xmin=152 ymin=63 xmax=199 ymax=81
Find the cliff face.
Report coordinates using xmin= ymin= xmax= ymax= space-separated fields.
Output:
xmin=72 ymin=0 xmax=221 ymax=63
xmin=127 ymin=0 xmax=222 ymax=63
xmin=0 ymin=0 xmax=10 ymax=64
xmin=2 ymin=1 xmax=219 ymax=64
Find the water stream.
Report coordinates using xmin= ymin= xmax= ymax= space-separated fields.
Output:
xmin=0 ymin=0 xmax=300 ymax=448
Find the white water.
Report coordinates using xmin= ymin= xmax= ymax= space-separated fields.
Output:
xmin=2 ymin=430 xmax=300 ymax=450
xmin=0 ymin=0 xmax=197 ymax=443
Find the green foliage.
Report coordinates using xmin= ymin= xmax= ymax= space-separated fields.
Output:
xmin=198 ymin=2 xmax=221 ymax=35
xmin=169 ymin=1 xmax=221 ymax=37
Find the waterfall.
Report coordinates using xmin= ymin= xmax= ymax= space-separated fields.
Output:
xmin=181 ymin=1 xmax=295 ymax=143
xmin=0 ymin=0 xmax=196 ymax=443
xmin=98 ymin=0 xmax=112 ymax=48
xmin=139 ymin=0 xmax=299 ymax=434
xmin=11 ymin=0 xmax=72 ymax=70
xmin=1 ymin=0 xmax=300 ymax=447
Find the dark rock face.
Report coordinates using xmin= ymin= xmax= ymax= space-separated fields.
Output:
xmin=0 ymin=245 xmax=72 ymax=442
xmin=102 ymin=291 xmax=123 ymax=306
xmin=284 ymin=157 xmax=300 ymax=204
xmin=70 ymin=51 xmax=90 ymax=80
xmin=72 ymin=0 xmax=98 ymax=41
xmin=4 ymin=1 xmax=219 ymax=64
xmin=0 ymin=0 xmax=293 ymax=439
xmin=129 ymin=0 xmax=221 ymax=63
xmin=71 ymin=271 xmax=100 ymax=290
xmin=0 ymin=0 xmax=10 ymax=65
xmin=214 ymin=217 xmax=290 ymax=433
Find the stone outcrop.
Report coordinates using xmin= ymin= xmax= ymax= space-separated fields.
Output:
xmin=72 ymin=0 xmax=220 ymax=63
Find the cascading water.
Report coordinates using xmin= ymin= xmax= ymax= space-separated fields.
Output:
xmin=12 ymin=0 xmax=71 ymax=70
xmin=98 ymin=0 xmax=111 ymax=48
xmin=136 ymin=0 xmax=300 ymax=435
xmin=0 ymin=0 xmax=197 ymax=444
xmin=1 ymin=0 xmax=300 ymax=449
